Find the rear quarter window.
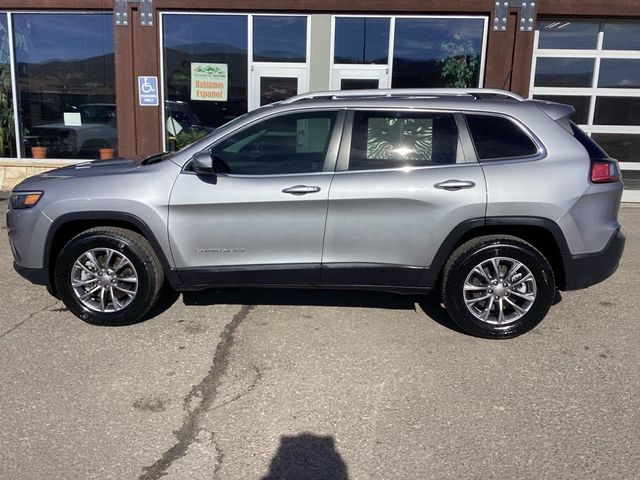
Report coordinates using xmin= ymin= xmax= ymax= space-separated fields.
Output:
xmin=466 ymin=114 xmax=539 ymax=160
xmin=570 ymin=122 xmax=609 ymax=160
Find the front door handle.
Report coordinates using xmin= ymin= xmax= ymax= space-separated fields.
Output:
xmin=434 ymin=179 xmax=476 ymax=191
xmin=282 ymin=185 xmax=321 ymax=195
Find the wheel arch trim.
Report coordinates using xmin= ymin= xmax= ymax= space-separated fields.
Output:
xmin=44 ymin=211 xmax=182 ymax=292
xmin=420 ymin=216 xmax=570 ymax=288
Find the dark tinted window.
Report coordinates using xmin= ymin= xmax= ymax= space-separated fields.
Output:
xmin=571 ymin=123 xmax=609 ymax=160
xmin=253 ymin=16 xmax=307 ymax=63
xmin=603 ymin=22 xmax=640 ymax=50
xmin=211 ymin=112 xmax=336 ymax=175
xmin=534 ymin=58 xmax=594 ymax=88
xmin=591 ymin=132 xmax=638 ymax=162
xmin=348 ymin=111 xmax=459 ymax=171
xmin=594 ymin=97 xmax=640 ymax=126
xmin=466 ymin=115 xmax=538 ymax=160
xmin=537 ymin=20 xmax=599 ymax=50
xmin=334 ymin=17 xmax=389 ymax=64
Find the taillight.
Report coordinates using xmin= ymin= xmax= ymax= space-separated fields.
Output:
xmin=591 ymin=160 xmax=620 ymax=184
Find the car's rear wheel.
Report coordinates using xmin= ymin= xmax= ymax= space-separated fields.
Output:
xmin=442 ymin=235 xmax=555 ymax=339
xmin=55 ymin=227 xmax=163 ymax=325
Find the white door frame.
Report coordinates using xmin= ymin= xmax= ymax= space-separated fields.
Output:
xmin=249 ymin=64 xmax=308 ymax=110
xmin=330 ymin=65 xmax=390 ymax=90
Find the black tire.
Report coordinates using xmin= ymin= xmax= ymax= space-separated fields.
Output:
xmin=54 ymin=227 xmax=164 ymax=325
xmin=442 ymin=235 xmax=555 ymax=339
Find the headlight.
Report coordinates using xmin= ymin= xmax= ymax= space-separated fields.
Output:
xmin=10 ymin=191 xmax=44 ymax=209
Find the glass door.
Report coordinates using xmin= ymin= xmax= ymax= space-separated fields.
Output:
xmin=250 ymin=66 xmax=308 ymax=110
xmin=331 ymin=66 xmax=390 ymax=90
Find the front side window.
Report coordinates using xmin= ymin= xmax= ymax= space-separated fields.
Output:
xmin=210 ymin=111 xmax=336 ymax=175
xmin=466 ymin=115 xmax=539 ymax=160
xmin=348 ymin=111 xmax=460 ymax=171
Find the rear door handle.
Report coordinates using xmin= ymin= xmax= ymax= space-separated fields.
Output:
xmin=282 ymin=185 xmax=321 ymax=195
xmin=434 ymin=179 xmax=476 ymax=191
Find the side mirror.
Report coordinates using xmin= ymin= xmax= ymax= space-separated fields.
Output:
xmin=192 ymin=150 xmax=213 ymax=174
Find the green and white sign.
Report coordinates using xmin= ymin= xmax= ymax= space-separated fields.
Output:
xmin=191 ymin=63 xmax=228 ymax=102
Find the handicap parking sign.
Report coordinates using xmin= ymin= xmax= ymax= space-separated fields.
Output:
xmin=138 ymin=76 xmax=159 ymax=106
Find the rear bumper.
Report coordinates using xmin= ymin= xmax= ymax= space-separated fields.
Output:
xmin=562 ymin=230 xmax=625 ymax=290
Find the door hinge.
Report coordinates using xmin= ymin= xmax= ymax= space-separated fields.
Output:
xmin=493 ymin=0 xmax=537 ymax=32
xmin=114 ymin=0 xmax=153 ymax=27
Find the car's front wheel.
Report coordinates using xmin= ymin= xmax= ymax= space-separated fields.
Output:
xmin=55 ymin=227 xmax=163 ymax=325
xmin=442 ymin=235 xmax=556 ymax=339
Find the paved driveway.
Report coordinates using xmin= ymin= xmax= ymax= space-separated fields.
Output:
xmin=1 ymin=199 xmax=638 ymax=479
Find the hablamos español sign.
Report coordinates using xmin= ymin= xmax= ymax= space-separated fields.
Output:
xmin=190 ymin=63 xmax=228 ymax=101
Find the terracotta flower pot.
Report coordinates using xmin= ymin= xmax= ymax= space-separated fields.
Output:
xmin=99 ymin=148 xmax=114 ymax=160
xmin=31 ymin=146 xmax=48 ymax=159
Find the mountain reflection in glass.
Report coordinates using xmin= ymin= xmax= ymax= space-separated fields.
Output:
xmin=392 ymin=18 xmax=484 ymax=88
xmin=13 ymin=13 xmax=117 ymax=159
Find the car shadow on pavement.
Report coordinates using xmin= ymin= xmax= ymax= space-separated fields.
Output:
xmin=261 ymin=432 xmax=349 ymax=480
xmin=180 ymin=287 xmax=465 ymax=334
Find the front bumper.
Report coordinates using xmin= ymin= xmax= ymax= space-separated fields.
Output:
xmin=13 ymin=261 xmax=48 ymax=286
xmin=562 ymin=230 xmax=625 ymax=290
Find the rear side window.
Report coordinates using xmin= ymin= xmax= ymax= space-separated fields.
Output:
xmin=348 ymin=111 xmax=460 ymax=171
xmin=570 ymin=122 xmax=609 ymax=160
xmin=466 ymin=114 xmax=539 ymax=160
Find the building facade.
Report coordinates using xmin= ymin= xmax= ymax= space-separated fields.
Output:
xmin=0 ymin=0 xmax=638 ymax=200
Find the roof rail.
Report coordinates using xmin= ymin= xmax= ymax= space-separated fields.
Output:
xmin=281 ymin=88 xmax=525 ymax=104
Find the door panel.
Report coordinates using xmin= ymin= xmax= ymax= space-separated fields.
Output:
xmin=250 ymin=66 xmax=307 ymax=110
xmin=322 ymin=110 xmax=486 ymax=285
xmin=169 ymin=172 xmax=332 ymax=272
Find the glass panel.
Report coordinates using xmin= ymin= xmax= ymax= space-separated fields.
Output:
xmin=340 ymin=78 xmax=380 ymax=90
xmin=534 ymin=58 xmax=594 ymax=88
xmin=253 ymin=16 xmax=306 ymax=63
xmin=598 ymin=59 xmax=640 ymax=88
xmin=13 ymin=13 xmax=117 ymax=159
xmin=591 ymin=133 xmax=640 ymax=163
xmin=163 ymin=14 xmax=248 ymax=150
xmin=260 ymin=77 xmax=298 ymax=106
xmin=537 ymin=20 xmax=599 ymax=50
xmin=392 ymin=18 xmax=484 ymax=88
xmin=0 ymin=14 xmax=16 ymax=158
xmin=348 ymin=111 xmax=459 ymax=170
xmin=334 ymin=17 xmax=390 ymax=65
xmin=621 ymin=170 xmax=640 ymax=190
xmin=466 ymin=115 xmax=538 ymax=160
xmin=532 ymin=95 xmax=591 ymax=124
xmin=603 ymin=22 xmax=640 ymax=51
xmin=594 ymin=97 xmax=640 ymax=126
xmin=211 ymin=111 xmax=336 ymax=175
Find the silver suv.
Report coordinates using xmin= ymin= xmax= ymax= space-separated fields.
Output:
xmin=7 ymin=89 xmax=625 ymax=338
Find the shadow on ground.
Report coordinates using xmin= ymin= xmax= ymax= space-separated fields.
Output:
xmin=177 ymin=287 xmax=464 ymax=334
xmin=262 ymin=432 xmax=349 ymax=480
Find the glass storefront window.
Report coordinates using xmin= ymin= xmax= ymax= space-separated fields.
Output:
xmin=533 ymin=58 xmax=594 ymax=88
xmin=392 ymin=18 xmax=484 ymax=88
xmin=253 ymin=16 xmax=306 ymax=63
xmin=163 ymin=14 xmax=248 ymax=147
xmin=0 ymin=13 xmax=16 ymax=158
xmin=531 ymin=19 xmax=640 ymax=198
xmin=13 ymin=13 xmax=116 ymax=159
xmin=537 ymin=21 xmax=599 ymax=50
xmin=603 ymin=22 xmax=640 ymax=51
xmin=594 ymin=97 xmax=640 ymax=126
xmin=334 ymin=17 xmax=390 ymax=64
xmin=598 ymin=59 xmax=640 ymax=88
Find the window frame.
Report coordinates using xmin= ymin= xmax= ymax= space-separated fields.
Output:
xmin=186 ymin=108 xmax=345 ymax=178
xmin=335 ymin=108 xmax=475 ymax=173
xmin=462 ymin=112 xmax=546 ymax=163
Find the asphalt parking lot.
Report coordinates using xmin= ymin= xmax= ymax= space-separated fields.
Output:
xmin=1 ymin=197 xmax=638 ymax=480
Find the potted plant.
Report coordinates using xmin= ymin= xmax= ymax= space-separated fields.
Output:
xmin=30 ymin=139 xmax=47 ymax=159
xmin=99 ymin=141 xmax=114 ymax=160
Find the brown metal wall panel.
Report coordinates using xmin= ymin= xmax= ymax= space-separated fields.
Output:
xmin=484 ymin=12 xmax=517 ymax=91
xmin=0 ymin=0 xmax=110 ymax=8
xmin=114 ymin=4 xmax=137 ymax=157
xmin=131 ymin=8 xmax=162 ymax=156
